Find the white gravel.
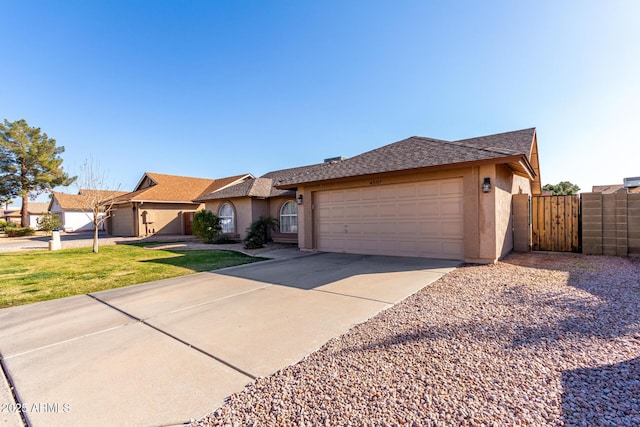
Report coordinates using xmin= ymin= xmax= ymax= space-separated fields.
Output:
xmin=193 ymin=253 xmax=640 ymax=426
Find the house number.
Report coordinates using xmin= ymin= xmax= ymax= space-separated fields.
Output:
xmin=369 ymin=179 xmax=382 ymax=185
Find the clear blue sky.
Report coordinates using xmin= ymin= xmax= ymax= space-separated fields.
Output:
xmin=2 ymin=0 xmax=639 ymax=204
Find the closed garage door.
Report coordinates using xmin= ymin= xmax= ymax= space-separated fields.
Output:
xmin=111 ymin=206 xmax=134 ymax=237
xmin=315 ymin=178 xmax=464 ymax=259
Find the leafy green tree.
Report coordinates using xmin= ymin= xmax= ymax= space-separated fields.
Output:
xmin=192 ymin=209 xmax=222 ymax=243
xmin=37 ymin=213 xmax=63 ymax=234
xmin=542 ymin=181 xmax=581 ymax=195
xmin=0 ymin=119 xmax=76 ymax=227
xmin=244 ymin=216 xmax=278 ymax=249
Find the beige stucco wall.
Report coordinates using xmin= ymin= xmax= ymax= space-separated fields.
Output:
xmin=110 ymin=202 xmax=202 ymax=237
xmin=205 ymin=198 xmax=268 ymax=240
xmin=295 ymin=164 xmax=533 ymax=263
xmin=137 ymin=202 xmax=202 ymax=236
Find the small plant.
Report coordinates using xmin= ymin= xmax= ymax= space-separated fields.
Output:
xmin=244 ymin=216 xmax=278 ymax=249
xmin=5 ymin=227 xmax=36 ymax=237
xmin=37 ymin=213 xmax=63 ymax=233
xmin=212 ymin=235 xmax=238 ymax=244
xmin=192 ymin=209 xmax=222 ymax=244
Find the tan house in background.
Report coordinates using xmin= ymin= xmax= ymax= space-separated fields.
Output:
xmin=108 ymin=172 xmax=252 ymax=237
xmin=3 ymin=202 xmax=50 ymax=229
xmin=50 ymin=189 xmax=128 ymax=232
xmin=592 ymin=176 xmax=640 ymax=194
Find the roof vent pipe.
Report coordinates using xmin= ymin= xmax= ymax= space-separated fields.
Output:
xmin=324 ymin=156 xmax=346 ymax=163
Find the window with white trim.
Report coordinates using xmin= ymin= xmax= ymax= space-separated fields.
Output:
xmin=280 ymin=200 xmax=298 ymax=233
xmin=218 ymin=203 xmax=235 ymax=233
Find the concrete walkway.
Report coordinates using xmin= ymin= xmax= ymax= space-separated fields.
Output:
xmin=0 ymin=253 xmax=458 ymax=427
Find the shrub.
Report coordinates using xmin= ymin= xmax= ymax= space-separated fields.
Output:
xmin=212 ymin=235 xmax=238 ymax=244
xmin=192 ymin=210 xmax=222 ymax=244
xmin=0 ymin=220 xmax=17 ymax=231
xmin=37 ymin=213 xmax=63 ymax=233
xmin=5 ymin=227 xmax=36 ymax=237
xmin=244 ymin=216 xmax=278 ymax=249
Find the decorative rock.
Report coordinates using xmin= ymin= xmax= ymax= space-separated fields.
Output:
xmin=193 ymin=253 xmax=640 ymax=427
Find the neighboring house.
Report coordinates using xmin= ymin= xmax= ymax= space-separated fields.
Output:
xmin=108 ymin=172 xmax=253 ymax=237
xmin=591 ymin=185 xmax=626 ymax=194
xmin=255 ymin=127 xmax=541 ymax=263
xmin=195 ymin=165 xmax=321 ymax=244
xmin=3 ymin=202 xmax=50 ymax=229
xmin=49 ymin=189 xmax=128 ymax=232
xmin=592 ymin=177 xmax=640 ymax=194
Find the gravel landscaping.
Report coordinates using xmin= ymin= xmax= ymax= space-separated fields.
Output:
xmin=194 ymin=253 xmax=640 ymax=426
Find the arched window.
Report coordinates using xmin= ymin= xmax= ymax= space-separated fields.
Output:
xmin=280 ymin=200 xmax=298 ymax=234
xmin=218 ymin=203 xmax=235 ymax=233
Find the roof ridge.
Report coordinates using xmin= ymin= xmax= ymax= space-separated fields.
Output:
xmin=445 ymin=140 xmax=521 ymax=156
xmin=453 ymin=127 xmax=536 ymax=144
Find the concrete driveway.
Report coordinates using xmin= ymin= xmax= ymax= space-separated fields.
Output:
xmin=0 ymin=253 xmax=458 ymax=427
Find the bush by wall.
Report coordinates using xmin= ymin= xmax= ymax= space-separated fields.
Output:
xmin=192 ymin=210 xmax=222 ymax=244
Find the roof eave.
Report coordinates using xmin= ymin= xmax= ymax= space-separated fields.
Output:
xmin=275 ymin=155 xmax=536 ymax=189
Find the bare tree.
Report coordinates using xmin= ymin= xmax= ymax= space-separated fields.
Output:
xmin=75 ymin=158 xmax=122 ymax=253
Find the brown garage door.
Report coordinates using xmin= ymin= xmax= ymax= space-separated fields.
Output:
xmin=111 ymin=206 xmax=134 ymax=237
xmin=315 ymin=178 xmax=464 ymax=259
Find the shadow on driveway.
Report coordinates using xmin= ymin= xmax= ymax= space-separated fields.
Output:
xmin=213 ymin=252 xmax=461 ymax=290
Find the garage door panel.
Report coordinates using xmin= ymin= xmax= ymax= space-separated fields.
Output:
xmin=397 ymin=222 xmax=418 ymax=234
xmin=417 ymin=201 xmax=441 ymax=216
xmin=441 ymin=221 xmax=463 ymax=237
xmin=441 ymin=180 xmax=463 ymax=195
xmin=316 ymin=178 xmax=464 ymax=260
xmin=397 ymin=185 xmax=417 ymax=199
xmin=378 ymin=204 xmax=397 ymax=217
xmin=440 ymin=199 xmax=463 ymax=215
xmin=378 ymin=187 xmax=397 ymax=199
xmin=397 ymin=203 xmax=418 ymax=216
xmin=361 ymin=188 xmax=378 ymax=200
xmin=345 ymin=189 xmax=361 ymax=202
xmin=417 ymin=182 xmax=439 ymax=196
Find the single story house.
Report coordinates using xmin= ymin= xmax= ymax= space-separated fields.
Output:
xmin=592 ymin=177 xmax=640 ymax=194
xmin=108 ymin=172 xmax=253 ymax=237
xmin=3 ymin=202 xmax=50 ymax=229
xmin=201 ymin=128 xmax=541 ymax=263
xmin=49 ymin=189 xmax=128 ymax=232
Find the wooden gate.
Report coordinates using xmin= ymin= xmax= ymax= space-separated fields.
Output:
xmin=532 ymin=195 xmax=580 ymax=252
xmin=184 ymin=212 xmax=195 ymax=235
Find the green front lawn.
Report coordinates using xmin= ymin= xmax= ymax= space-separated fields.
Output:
xmin=0 ymin=245 xmax=263 ymax=308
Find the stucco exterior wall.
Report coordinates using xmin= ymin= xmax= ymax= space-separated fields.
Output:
xmin=137 ymin=202 xmax=203 ymax=236
xmin=205 ymin=198 xmax=255 ymax=239
xmin=110 ymin=202 xmax=202 ymax=237
xmin=295 ymin=164 xmax=532 ymax=263
xmin=269 ymin=196 xmax=298 ymax=243
xmin=64 ymin=211 xmax=103 ymax=232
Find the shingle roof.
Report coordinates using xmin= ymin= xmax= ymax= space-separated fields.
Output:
xmin=52 ymin=189 xmax=128 ymax=210
xmin=277 ymin=128 xmax=536 ymax=187
xmin=113 ymin=172 xmax=251 ymax=203
xmin=591 ymin=185 xmax=626 ymax=194
xmin=5 ymin=202 xmax=51 ymax=216
xmin=197 ymin=164 xmax=322 ymax=201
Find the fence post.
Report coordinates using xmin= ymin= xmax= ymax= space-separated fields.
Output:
xmin=581 ymin=193 xmax=603 ymax=255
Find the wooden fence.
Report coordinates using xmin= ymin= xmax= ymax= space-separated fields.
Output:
xmin=531 ymin=195 xmax=580 ymax=252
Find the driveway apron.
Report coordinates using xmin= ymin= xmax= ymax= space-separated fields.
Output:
xmin=0 ymin=253 xmax=458 ymax=427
